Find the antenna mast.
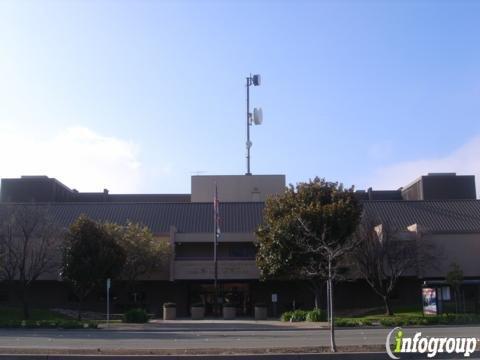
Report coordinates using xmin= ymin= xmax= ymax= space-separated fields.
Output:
xmin=245 ymin=74 xmax=262 ymax=175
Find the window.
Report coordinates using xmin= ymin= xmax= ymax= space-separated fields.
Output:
xmin=227 ymin=243 xmax=256 ymax=259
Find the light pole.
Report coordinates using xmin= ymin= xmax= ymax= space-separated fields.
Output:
xmin=245 ymin=74 xmax=262 ymax=175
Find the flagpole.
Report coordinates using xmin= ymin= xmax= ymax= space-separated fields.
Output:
xmin=213 ymin=183 xmax=219 ymax=316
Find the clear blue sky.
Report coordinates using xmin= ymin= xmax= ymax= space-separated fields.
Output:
xmin=1 ymin=0 xmax=480 ymax=193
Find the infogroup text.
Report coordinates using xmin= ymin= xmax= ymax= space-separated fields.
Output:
xmin=386 ymin=327 xmax=478 ymax=359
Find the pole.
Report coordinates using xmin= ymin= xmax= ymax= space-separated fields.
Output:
xmin=214 ymin=224 xmax=218 ymax=316
xmin=213 ymin=184 xmax=218 ymax=316
xmin=326 ymin=280 xmax=330 ymax=322
xmin=328 ymin=257 xmax=336 ymax=352
xmin=246 ymin=76 xmax=251 ymax=175
xmin=106 ymin=278 xmax=110 ymax=328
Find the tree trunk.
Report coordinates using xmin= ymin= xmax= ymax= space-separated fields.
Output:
xmin=127 ymin=279 xmax=137 ymax=304
xmin=22 ymin=286 xmax=30 ymax=320
xmin=311 ymin=281 xmax=321 ymax=309
xmin=77 ymin=296 xmax=83 ymax=321
xmin=383 ymin=295 xmax=393 ymax=316
xmin=326 ymin=281 xmax=330 ymax=321
xmin=454 ymin=289 xmax=459 ymax=315
xmin=7 ymin=281 xmax=15 ymax=307
xmin=328 ymin=257 xmax=336 ymax=353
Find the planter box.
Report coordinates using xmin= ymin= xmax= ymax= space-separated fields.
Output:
xmin=222 ymin=306 xmax=236 ymax=320
xmin=190 ymin=306 xmax=205 ymax=320
xmin=163 ymin=307 xmax=176 ymax=320
xmin=254 ymin=306 xmax=267 ymax=320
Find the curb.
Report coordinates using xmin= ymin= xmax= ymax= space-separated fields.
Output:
xmin=0 ymin=345 xmax=387 ymax=356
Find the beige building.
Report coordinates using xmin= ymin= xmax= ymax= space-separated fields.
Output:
xmin=191 ymin=175 xmax=285 ymax=202
xmin=0 ymin=172 xmax=479 ymax=316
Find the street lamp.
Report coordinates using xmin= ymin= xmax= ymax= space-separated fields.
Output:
xmin=245 ymin=74 xmax=263 ymax=175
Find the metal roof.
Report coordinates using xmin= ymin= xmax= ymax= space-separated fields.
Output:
xmin=362 ymin=200 xmax=480 ymax=233
xmin=2 ymin=199 xmax=480 ymax=235
xmin=0 ymin=202 xmax=264 ymax=234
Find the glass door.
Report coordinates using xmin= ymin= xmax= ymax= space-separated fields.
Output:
xmin=189 ymin=282 xmax=251 ymax=317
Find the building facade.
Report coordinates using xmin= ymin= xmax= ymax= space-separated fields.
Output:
xmin=0 ymin=173 xmax=479 ymax=316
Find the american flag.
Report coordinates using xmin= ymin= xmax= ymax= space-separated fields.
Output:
xmin=213 ymin=183 xmax=220 ymax=238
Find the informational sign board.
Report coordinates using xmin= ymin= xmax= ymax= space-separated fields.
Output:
xmin=422 ymin=287 xmax=438 ymax=315
xmin=441 ymin=286 xmax=451 ymax=301
xmin=271 ymin=293 xmax=278 ymax=303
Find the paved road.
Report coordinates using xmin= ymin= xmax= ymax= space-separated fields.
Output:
xmin=0 ymin=326 xmax=478 ymax=351
xmin=0 ymin=354 xmax=478 ymax=359
xmin=0 ymin=326 xmax=477 ymax=359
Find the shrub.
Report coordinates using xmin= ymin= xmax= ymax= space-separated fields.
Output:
xmin=86 ymin=321 xmax=98 ymax=329
xmin=280 ymin=311 xmax=293 ymax=322
xmin=0 ymin=319 xmax=97 ymax=329
xmin=3 ymin=320 xmax=19 ymax=328
xmin=453 ymin=314 xmax=480 ymax=324
xmin=379 ymin=317 xmax=403 ymax=327
xmin=335 ymin=319 xmax=346 ymax=327
xmin=289 ymin=310 xmax=307 ymax=322
xmin=335 ymin=318 xmax=355 ymax=327
xmin=36 ymin=320 xmax=58 ymax=328
xmin=123 ymin=308 xmax=149 ymax=323
xmin=375 ymin=313 xmax=480 ymax=327
xmin=335 ymin=318 xmax=371 ymax=327
xmin=60 ymin=320 xmax=86 ymax=329
xmin=281 ymin=309 xmax=321 ymax=322
xmin=163 ymin=302 xmax=176 ymax=308
xmin=352 ymin=319 xmax=372 ymax=326
xmin=306 ymin=308 xmax=326 ymax=322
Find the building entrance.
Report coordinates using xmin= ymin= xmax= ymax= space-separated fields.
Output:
xmin=189 ymin=282 xmax=251 ymax=317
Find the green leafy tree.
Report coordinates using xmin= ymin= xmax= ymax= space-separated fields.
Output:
xmin=105 ymin=221 xmax=171 ymax=299
xmin=256 ymin=178 xmax=362 ymax=352
xmin=62 ymin=215 xmax=126 ymax=319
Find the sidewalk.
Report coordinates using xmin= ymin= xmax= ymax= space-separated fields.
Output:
xmin=98 ymin=319 xmax=329 ymax=331
xmin=0 ymin=324 xmax=477 ymax=356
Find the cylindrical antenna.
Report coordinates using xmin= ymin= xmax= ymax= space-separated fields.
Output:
xmin=245 ymin=74 xmax=262 ymax=175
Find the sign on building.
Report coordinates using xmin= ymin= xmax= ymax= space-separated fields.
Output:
xmin=422 ymin=287 xmax=438 ymax=315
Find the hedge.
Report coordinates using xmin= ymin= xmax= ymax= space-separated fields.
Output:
xmin=281 ymin=310 xmax=308 ymax=322
xmin=379 ymin=314 xmax=480 ymax=327
xmin=281 ymin=310 xmax=480 ymax=327
xmin=0 ymin=320 xmax=98 ymax=329
xmin=306 ymin=308 xmax=326 ymax=322
xmin=335 ymin=318 xmax=373 ymax=327
xmin=123 ymin=308 xmax=149 ymax=323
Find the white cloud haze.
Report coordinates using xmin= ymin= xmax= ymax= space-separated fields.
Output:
xmin=0 ymin=126 xmax=142 ymax=192
xmin=371 ymin=135 xmax=480 ymax=195
xmin=2 ymin=125 xmax=479 ymax=196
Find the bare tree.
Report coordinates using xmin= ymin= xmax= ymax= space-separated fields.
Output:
xmin=297 ymin=219 xmax=362 ymax=352
xmin=354 ymin=218 xmax=438 ymax=316
xmin=446 ymin=262 xmax=463 ymax=314
xmin=0 ymin=205 xmax=63 ymax=319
